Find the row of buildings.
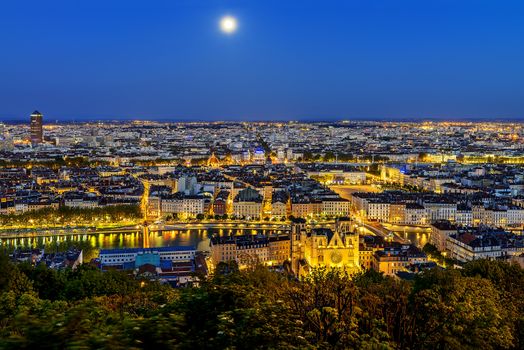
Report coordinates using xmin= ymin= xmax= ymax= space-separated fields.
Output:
xmin=4 ymin=117 xmax=524 ymax=168
xmin=98 ymin=246 xmax=206 ymax=286
xmin=430 ymin=220 xmax=524 ymax=262
xmin=209 ymin=219 xmax=429 ymax=278
xmin=145 ymin=164 xmax=353 ymax=220
xmin=351 ymin=191 xmax=524 ymax=229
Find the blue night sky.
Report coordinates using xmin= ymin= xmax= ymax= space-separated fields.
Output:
xmin=1 ymin=0 xmax=523 ymax=121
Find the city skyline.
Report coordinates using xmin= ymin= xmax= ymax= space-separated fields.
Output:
xmin=1 ymin=0 xmax=524 ymax=121
xmin=4 ymin=113 xmax=524 ymax=123
xmin=1 ymin=2 xmax=523 ymax=348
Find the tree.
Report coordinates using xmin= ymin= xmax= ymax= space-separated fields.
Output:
xmin=303 ymin=151 xmax=313 ymax=161
xmin=418 ymin=152 xmax=428 ymax=162
xmin=18 ymin=263 xmax=66 ymax=300
xmin=462 ymin=260 xmax=524 ymax=348
xmin=284 ymin=267 xmax=360 ymax=348
xmin=0 ymin=255 xmax=34 ymax=298
xmin=215 ymin=261 xmax=239 ymax=275
xmin=410 ymin=269 xmax=513 ymax=349
xmin=323 ymin=151 xmax=336 ymax=162
xmin=0 ymin=253 xmax=521 ymax=349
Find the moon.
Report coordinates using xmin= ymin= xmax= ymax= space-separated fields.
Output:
xmin=220 ymin=16 xmax=238 ymax=34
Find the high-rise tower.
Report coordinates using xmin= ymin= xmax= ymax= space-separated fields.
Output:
xmin=30 ymin=110 xmax=43 ymax=145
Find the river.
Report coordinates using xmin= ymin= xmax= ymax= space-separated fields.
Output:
xmin=385 ymin=226 xmax=430 ymax=248
xmin=0 ymin=227 xmax=290 ymax=254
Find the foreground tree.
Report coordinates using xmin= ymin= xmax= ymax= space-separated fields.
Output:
xmin=0 ymin=256 xmax=521 ymax=349
xmin=410 ymin=269 xmax=513 ymax=349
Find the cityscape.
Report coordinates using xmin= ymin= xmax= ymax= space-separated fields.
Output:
xmin=0 ymin=111 xmax=522 ymax=347
xmin=1 ymin=0 xmax=524 ymax=349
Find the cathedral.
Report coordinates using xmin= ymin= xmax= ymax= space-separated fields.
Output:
xmin=291 ymin=218 xmax=360 ymax=276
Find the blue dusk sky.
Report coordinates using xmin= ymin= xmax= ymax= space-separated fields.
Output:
xmin=0 ymin=0 xmax=523 ymax=121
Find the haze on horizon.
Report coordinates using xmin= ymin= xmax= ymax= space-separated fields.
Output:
xmin=1 ymin=0 xmax=523 ymax=121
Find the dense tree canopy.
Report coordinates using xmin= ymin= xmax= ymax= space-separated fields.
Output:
xmin=0 ymin=256 xmax=521 ymax=349
xmin=0 ymin=205 xmax=141 ymax=228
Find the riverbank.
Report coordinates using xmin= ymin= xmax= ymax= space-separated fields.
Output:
xmin=0 ymin=222 xmax=140 ymax=238
xmin=0 ymin=205 xmax=142 ymax=230
xmin=0 ymin=220 xmax=296 ymax=239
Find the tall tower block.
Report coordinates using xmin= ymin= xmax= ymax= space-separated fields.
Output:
xmin=30 ymin=110 xmax=43 ymax=145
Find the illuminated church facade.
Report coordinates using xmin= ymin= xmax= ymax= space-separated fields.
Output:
xmin=291 ymin=218 xmax=360 ymax=276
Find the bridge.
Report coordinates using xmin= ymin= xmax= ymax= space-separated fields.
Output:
xmin=360 ymin=223 xmax=410 ymax=244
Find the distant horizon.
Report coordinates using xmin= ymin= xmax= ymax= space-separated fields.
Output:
xmin=1 ymin=114 xmax=524 ymax=124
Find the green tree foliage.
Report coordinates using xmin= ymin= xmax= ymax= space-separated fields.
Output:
xmin=0 ymin=157 xmax=109 ymax=170
xmin=303 ymin=150 xmax=314 ymax=161
xmin=461 ymin=259 xmax=524 ymax=348
xmin=0 ymin=204 xmax=141 ymax=228
xmin=0 ymin=257 xmax=521 ymax=349
xmin=423 ymin=243 xmax=457 ymax=267
xmin=284 ymin=267 xmax=361 ymax=347
xmin=323 ymin=151 xmax=336 ymax=162
xmin=410 ymin=268 xmax=513 ymax=349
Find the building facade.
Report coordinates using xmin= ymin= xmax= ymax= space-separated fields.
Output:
xmin=30 ymin=110 xmax=43 ymax=145
xmin=291 ymin=219 xmax=360 ymax=276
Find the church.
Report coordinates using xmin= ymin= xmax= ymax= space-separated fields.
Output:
xmin=291 ymin=218 xmax=360 ymax=276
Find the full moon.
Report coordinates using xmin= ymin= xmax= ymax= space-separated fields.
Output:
xmin=220 ymin=16 xmax=238 ymax=34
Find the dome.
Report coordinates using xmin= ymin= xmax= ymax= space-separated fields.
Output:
xmin=207 ymin=153 xmax=221 ymax=167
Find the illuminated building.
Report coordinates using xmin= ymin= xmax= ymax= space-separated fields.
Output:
xmin=367 ymin=201 xmax=390 ymax=222
xmin=210 ymin=234 xmax=291 ymax=268
xmin=252 ymin=147 xmax=265 ymax=164
xmin=100 ymin=246 xmax=196 ymax=268
xmin=359 ymin=247 xmax=374 ymax=270
xmin=30 ymin=110 xmax=43 ymax=145
xmin=404 ymin=203 xmax=427 ymax=225
xmin=389 ymin=203 xmax=406 ymax=224
xmin=160 ymin=194 xmax=208 ymax=218
xmin=232 ymin=187 xmax=263 ymax=219
xmin=291 ymin=199 xmax=321 ymax=217
xmin=291 ymin=219 xmax=360 ymax=276
xmin=212 ymin=190 xmax=231 ymax=216
xmin=207 ymin=153 xmax=221 ymax=168
xmin=430 ymin=220 xmax=458 ymax=252
xmin=380 ymin=165 xmax=404 ymax=185
xmin=445 ymin=228 xmax=524 ymax=262
xmin=320 ymin=198 xmax=351 ymax=217
xmin=63 ymin=191 xmax=100 ymax=209
xmin=99 ymin=246 xmax=198 ymax=284
xmin=0 ymin=197 xmax=16 ymax=215
xmin=359 ymin=236 xmax=385 ymax=270
xmin=303 ymin=168 xmax=366 ymax=185
xmin=270 ymin=190 xmax=289 ymax=218
xmin=372 ymin=246 xmax=427 ymax=276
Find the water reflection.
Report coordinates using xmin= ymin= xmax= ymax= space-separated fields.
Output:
xmin=393 ymin=229 xmax=429 ymax=248
xmin=0 ymin=228 xmax=288 ymax=252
